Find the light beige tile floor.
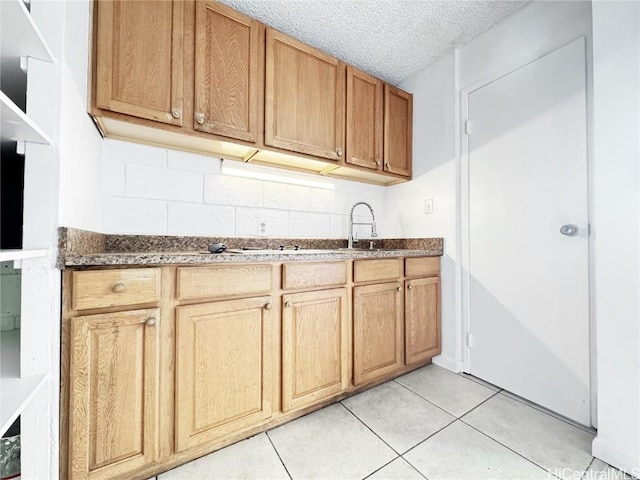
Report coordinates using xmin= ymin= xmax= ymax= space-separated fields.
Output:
xmin=154 ymin=364 xmax=632 ymax=480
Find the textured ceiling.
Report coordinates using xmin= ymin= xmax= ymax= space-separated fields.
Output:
xmin=219 ymin=0 xmax=529 ymax=85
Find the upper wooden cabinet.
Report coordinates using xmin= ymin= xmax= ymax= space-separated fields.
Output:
xmin=384 ymin=84 xmax=413 ymax=177
xmin=346 ymin=66 xmax=383 ymax=170
xmin=194 ymin=1 xmax=261 ymax=142
xmin=94 ymin=0 xmax=184 ymax=126
xmin=265 ymin=28 xmax=345 ymax=161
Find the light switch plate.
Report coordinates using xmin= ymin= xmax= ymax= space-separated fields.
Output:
xmin=258 ymin=220 xmax=268 ymax=236
xmin=425 ymin=199 xmax=434 ymax=214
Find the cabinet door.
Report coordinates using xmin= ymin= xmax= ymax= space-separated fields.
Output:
xmin=69 ymin=309 xmax=159 ymax=480
xmin=194 ymin=1 xmax=260 ymax=142
xmin=95 ymin=0 xmax=183 ymax=125
xmin=265 ymin=28 xmax=345 ymax=161
xmin=175 ymin=296 xmax=273 ymax=452
xmin=405 ymin=277 xmax=441 ymax=365
xmin=346 ymin=66 xmax=383 ymax=170
xmin=282 ymin=288 xmax=349 ymax=412
xmin=384 ymin=84 xmax=412 ymax=177
xmin=353 ymin=282 xmax=404 ymax=385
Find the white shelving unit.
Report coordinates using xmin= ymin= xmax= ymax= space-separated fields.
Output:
xmin=0 ymin=0 xmax=55 ymax=446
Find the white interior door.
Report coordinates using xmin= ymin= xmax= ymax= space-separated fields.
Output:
xmin=467 ymin=38 xmax=590 ymax=425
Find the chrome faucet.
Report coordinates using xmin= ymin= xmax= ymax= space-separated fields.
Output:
xmin=348 ymin=202 xmax=378 ymax=249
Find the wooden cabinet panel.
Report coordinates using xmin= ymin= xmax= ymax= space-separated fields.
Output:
xmin=405 ymin=277 xmax=441 ymax=365
xmin=95 ymin=0 xmax=183 ymax=125
xmin=194 ymin=1 xmax=260 ymax=142
xmin=282 ymin=261 xmax=347 ymax=290
xmin=72 ymin=268 xmax=161 ymax=310
xmin=176 ymin=264 xmax=272 ymax=301
xmin=282 ymin=288 xmax=349 ymax=412
xmin=353 ymin=282 xmax=404 ymax=385
xmin=69 ymin=308 xmax=159 ymax=480
xmin=265 ymin=28 xmax=345 ymax=161
xmin=405 ymin=256 xmax=440 ymax=278
xmin=346 ymin=66 xmax=383 ymax=170
xmin=175 ymin=296 xmax=273 ymax=452
xmin=353 ymin=258 xmax=402 ymax=283
xmin=384 ymin=84 xmax=412 ymax=177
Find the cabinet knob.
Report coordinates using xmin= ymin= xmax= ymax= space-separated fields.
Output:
xmin=171 ymin=108 xmax=181 ymax=119
xmin=112 ymin=283 xmax=126 ymax=293
xmin=145 ymin=318 xmax=157 ymax=327
xmin=375 ymin=160 xmax=380 ymax=166
xmin=408 ymin=285 xmax=413 ymax=290
xmin=336 ymin=148 xmax=342 ymax=156
xmin=264 ymin=302 xmax=272 ymax=310
xmin=285 ymin=301 xmax=292 ymax=308
xmin=385 ymin=162 xmax=390 ymax=169
xmin=396 ymin=286 xmax=401 ymax=292
xmin=195 ymin=112 xmax=205 ymax=125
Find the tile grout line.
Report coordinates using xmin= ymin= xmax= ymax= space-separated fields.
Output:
xmin=361 ymin=456 xmax=402 ymax=480
xmin=580 ymin=457 xmax=596 ymax=480
xmin=399 ymin=455 xmax=430 ymax=480
xmin=339 ymin=401 xmax=402 ymax=457
xmin=457 ymin=372 xmax=503 ymax=392
xmin=459 ymin=418 xmax=567 ymax=480
xmin=265 ymin=431 xmax=294 ymax=480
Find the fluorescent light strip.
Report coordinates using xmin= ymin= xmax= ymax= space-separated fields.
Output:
xmin=220 ymin=162 xmax=335 ymax=190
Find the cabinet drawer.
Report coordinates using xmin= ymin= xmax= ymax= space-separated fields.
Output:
xmin=72 ymin=268 xmax=161 ymax=310
xmin=282 ymin=261 xmax=347 ymax=290
xmin=353 ymin=258 xmax=402 ymax=283
xmin=405 ymin=257 xmax=440 ymax=278
xmin=177 ymin=265 xmax=272 ymax=301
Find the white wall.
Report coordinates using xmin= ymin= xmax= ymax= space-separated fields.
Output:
xmin=389 ymin=0 xmax=593 ymax=371
xmin=102 ymin=139 xmax=387 ymax=239
xmin=590 ymin=1 xmax=640 ymax=474
xmin=57 ymin=0 xmax=103 ymax=231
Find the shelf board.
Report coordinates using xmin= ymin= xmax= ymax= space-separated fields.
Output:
xmin=0 ymin=249 xmax=49 ymax=262
xmin=0 ymin=91 xmax=51 ymax=144
xmin=0 ymin=330 xmax=48 ymax=435
xmin=0 ymin=0 xmax=55 ymax=63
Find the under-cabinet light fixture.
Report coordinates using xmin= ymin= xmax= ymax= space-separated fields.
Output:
xmin=220 ymin=160 xmax=335 ymax=190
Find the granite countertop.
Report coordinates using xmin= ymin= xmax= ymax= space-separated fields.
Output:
xmin=58 ymin=228 xmax=444 ymax=268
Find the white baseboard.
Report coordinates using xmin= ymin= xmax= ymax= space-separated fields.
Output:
xmin=432 ymin=354 xmax=458 ymax=372
xmin=592 ymin=435 xmax=640 ymax=477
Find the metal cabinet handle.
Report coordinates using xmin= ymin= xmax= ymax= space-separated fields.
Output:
xmin=145 ymin=318 xmax=157 ymax=327
xmin=264 ymin=302 xmax=272 ymax=310
xmin=195 ymin=112 xmax=205 ymax=125
xmin=285 ymin=301 xmax=292 ymax=308
xmin=112 ymin=283 xmax=126 ymax=293
xmin=171 ymin=108 xmax=181 ymax=119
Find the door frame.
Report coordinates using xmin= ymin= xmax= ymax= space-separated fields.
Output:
xmin=455 ymin=37 xmax=597 ymax=426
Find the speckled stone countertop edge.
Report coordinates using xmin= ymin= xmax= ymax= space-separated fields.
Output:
xmin=58 ymin=227 xmax=444 ymax=268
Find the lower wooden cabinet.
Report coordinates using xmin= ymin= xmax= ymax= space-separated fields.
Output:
xmin=405 ymin=276 xmax=441 ymax=365
xmin=175 ymin=296 xmax=274 ymax=452
xmin=353 ymin=282 xmax=404 ymax=385
xmin=68 ymin=308 xmax=159 ymax=480
xmin=281 ymin=288 xmax=349 ymax=412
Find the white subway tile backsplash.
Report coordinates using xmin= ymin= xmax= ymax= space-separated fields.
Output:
xmin=264 ymin=182 xmax=311 ymax=211
xmin=168 ymin=150 xmax=221 ymax=174
xmin=103 ymin=196 xmax=168 ymax=234
xmin=289 ymin=211 xmax=332 ymax=238
xmin=204 ymin=175 xmax=263 ymax=207
xmin=236 ymin=208 xmax=289 ymax=237
xmin=127 ymin=164 xmax=203 ymax=203
xmin=104 ymin=139 xmax=168 ymax=167
xmin=168 ymin=202 xmax=235 ymax=236
xmin=103 ymin=157 xmax=126 ymax=196
xmin=331 ymin=214 xmax=348 ymax=239
xmin=310 ymin=188 xmax=333 ymax=212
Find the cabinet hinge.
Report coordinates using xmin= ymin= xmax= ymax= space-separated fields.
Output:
xmin=466 ymin=332 xmax=473 ymax=348
xmin=465 ymin=120 xmax=473 ymax=135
